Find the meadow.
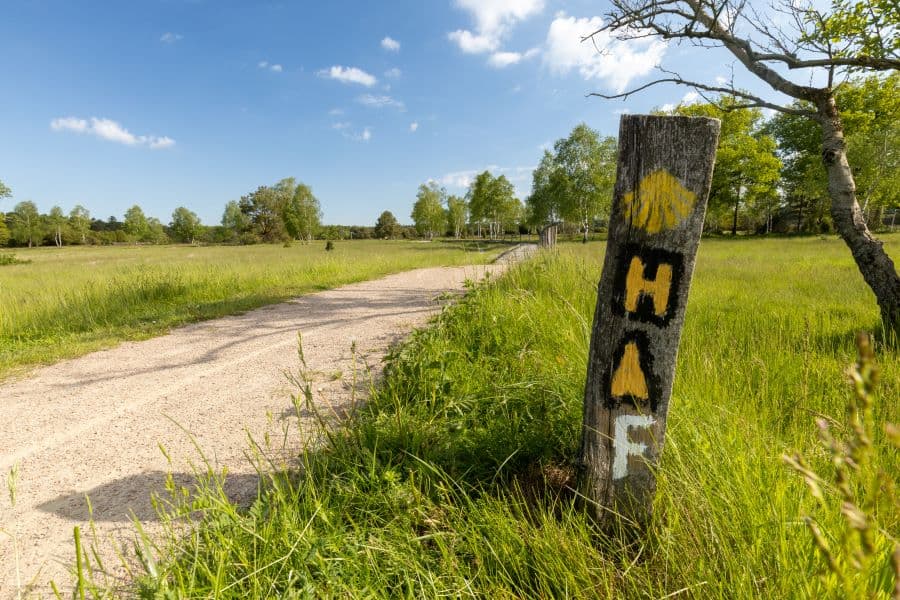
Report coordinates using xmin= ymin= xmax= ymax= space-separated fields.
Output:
xmin=0 ymin=240 xmax=505 ymax=379
xmin=91 ymin=234 xmax=899 ymax=598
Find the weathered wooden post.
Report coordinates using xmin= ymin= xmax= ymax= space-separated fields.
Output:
xmin=539 ymin=224 xmax=558 ymax=248
xmin=579 ymin=115 xmax=720 ymax=523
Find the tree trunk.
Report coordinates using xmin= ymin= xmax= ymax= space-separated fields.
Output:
xmin=818 ymin=94 xmax=900 ymax=335
xmin=731 ymin=188 xmax=741 ymax=236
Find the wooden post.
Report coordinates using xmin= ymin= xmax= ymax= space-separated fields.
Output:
xmin=539 ymin=224 xmax=558 ymax=248
xmin=579 ymin=115 xmax=720 ymax=523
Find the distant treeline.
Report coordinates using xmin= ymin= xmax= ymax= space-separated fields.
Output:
xmin=0 ymin=177 xmax=417 ymax=248
xmin=1 ymin=74 xmax=896 ymax=249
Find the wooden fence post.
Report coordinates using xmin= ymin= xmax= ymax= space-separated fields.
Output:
xmin=539 ymin=224 xmax=558 ymax=248
xmin=579 ymin=115 xmax=720 ymax=523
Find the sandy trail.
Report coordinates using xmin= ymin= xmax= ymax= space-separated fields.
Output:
xmin=0 ymin=246 xmax=534 ymax=597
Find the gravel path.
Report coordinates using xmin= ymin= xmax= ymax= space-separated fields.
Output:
xmin=0 ymin=246 xmax=535 ymax=597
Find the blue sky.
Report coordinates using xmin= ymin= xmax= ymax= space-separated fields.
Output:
xmin=0 ymin=0 xmax=779 ymax=226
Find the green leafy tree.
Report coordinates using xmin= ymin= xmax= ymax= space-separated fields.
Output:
xmin=374 ymin=210 xmax=400 ymax=239
xmin=0 ymin=214 xmax=9 ymax=246
xmin=675 ymin=100 xmax=782 ymax=234
xmin=0 ymin=181 xmax=12 ymax=246
xmin=587 ymin=0 xmax=900 ymax=331
xmin=281 ymin=183 xmax=322 ymax=242
xmin=526 ymin=150 xmax=564 ymax=228
xmin=10 ymin=201 xmax=41 ymax=247
xmin=146 ymin=217 xmax=169 ymax=244
xmin=767 ymin=74 xmax=899 ymax=232
xmin=446 ymin=195 xmax=468 ymax=239
xmin=239 ymin=186 xmax=286 ymax=242
xmin=47 ymin=206 xmax=67 ymax=247
xmin=69 ymin=205 xmax=91 ymax=244
xmin=553 ymin=124 xmax=617 ymax=242
xmin=123 ymin=205 xmax=150 ymax=241
xmin=411 ymin=182 xmax=447 ymax=240
xmin=467 ymin=172 xmax=520 ymax=239
xmin=170 ymin=206 xmax=201 ymax=244
xmin=221 ymin=200 xmax=248 ymax=238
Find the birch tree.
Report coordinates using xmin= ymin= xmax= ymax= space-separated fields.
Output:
xmin=587 ymin=0 xmax=900 ymax=332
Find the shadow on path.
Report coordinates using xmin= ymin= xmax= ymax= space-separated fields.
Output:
xmin=35 ymin=471 xmax=260 ymax=522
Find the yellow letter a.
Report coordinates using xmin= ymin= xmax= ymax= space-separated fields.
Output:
xmin=610 ymin=342 xmax=649 ymax=400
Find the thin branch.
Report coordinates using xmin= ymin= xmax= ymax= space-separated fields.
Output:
xmin=586 ymin=76 xmax=818 ymax=118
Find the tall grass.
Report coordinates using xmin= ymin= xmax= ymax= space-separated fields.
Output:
xmin=95 ymin=235 xmax=898 ymax=598
xmin=0 ymin=240 xmax=503 ymax=378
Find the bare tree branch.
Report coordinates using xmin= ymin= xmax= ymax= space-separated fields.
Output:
xmin=586 ymin=76 xmax=818 ymax=118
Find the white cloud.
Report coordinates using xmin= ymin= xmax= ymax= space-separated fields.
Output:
xmin=438 ymin=169 xmax=481 ymax=188
xmin=51 ymin=116 xmax=175 ymax=149
xmin=90 ymin=118 xmax=138 ymax=145
xmin=448 ymin=0 xmax=544 ymax=54
xmin=658 ymin=91 xmax=701 ymax=113
xmin=328 ymin=108 xmax=344 ymax=116
xmin=384 ymin=67 xmax=402 ymax=78
xmin=543 ymin=13 xmax=666 ymax=93
xmin=381 ymin=36 xmax=401 ymax=52
xmin=489 ymin=51 xmax=523 ymax=67
xmin=318 ymin=65 xmax=377 ymax=86
xmin=357 ymin=94 xmax=405 ymax=110
xmin=50 ymin=117 xmax=88 ymax=133
xmin=448 ymin=30 xmax=499 ymax=53
xmin=681 ymin=90 xmax=700 ymax=105
xmin=258 ymin=60 xmax=283 ymax=73
xmin=613 ymin=108 xmax=631 ymax=115
xmin=332 ymin=122 xmax=373 ymax=142
xmin=410 ymin=121 xmax=419 ymax=132
xmin=488 ymin=47 xmax=539 ymax=68
xmin=160 ymin=32 xmax=183 ymax=43
xmin=149 ymin=136 xmax=176 ymax=149
xmin=437 ymin=164 xmax=535 ymax=189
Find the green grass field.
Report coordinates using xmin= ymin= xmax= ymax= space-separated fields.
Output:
xmin=93 ymin=234 xmax=898 ymax=599
xmin=0 ymin=240 xmax=505 ymax=379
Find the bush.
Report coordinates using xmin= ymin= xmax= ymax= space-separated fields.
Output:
xmin=0 ymin=253 xmax=29 ymax=266
xmin=238 ymin=232 xmax=260 ymax=245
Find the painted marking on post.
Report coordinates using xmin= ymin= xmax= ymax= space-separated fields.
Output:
xmin=611 ymin=245 xmax=684 ymax=326
xmin=625 ymin=257 xmax=672 ymax=316
xmin=580 ymin=115 xmax=720 ymax=523
xmin=612 ymin=414 xmax=656 ymax=480
xmin=622 ymin=169 xmax=698 ymax=234
xmin=610 ymin=341 xmax=649 ymax=401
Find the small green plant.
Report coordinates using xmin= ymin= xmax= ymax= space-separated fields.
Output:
xmin=7 ymin=463 xmax=21 ymax=598
xmin=0 ymin=253 xmax=28 ymax=266
xmin=784 ymin=333 xmax=900 ymax=598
